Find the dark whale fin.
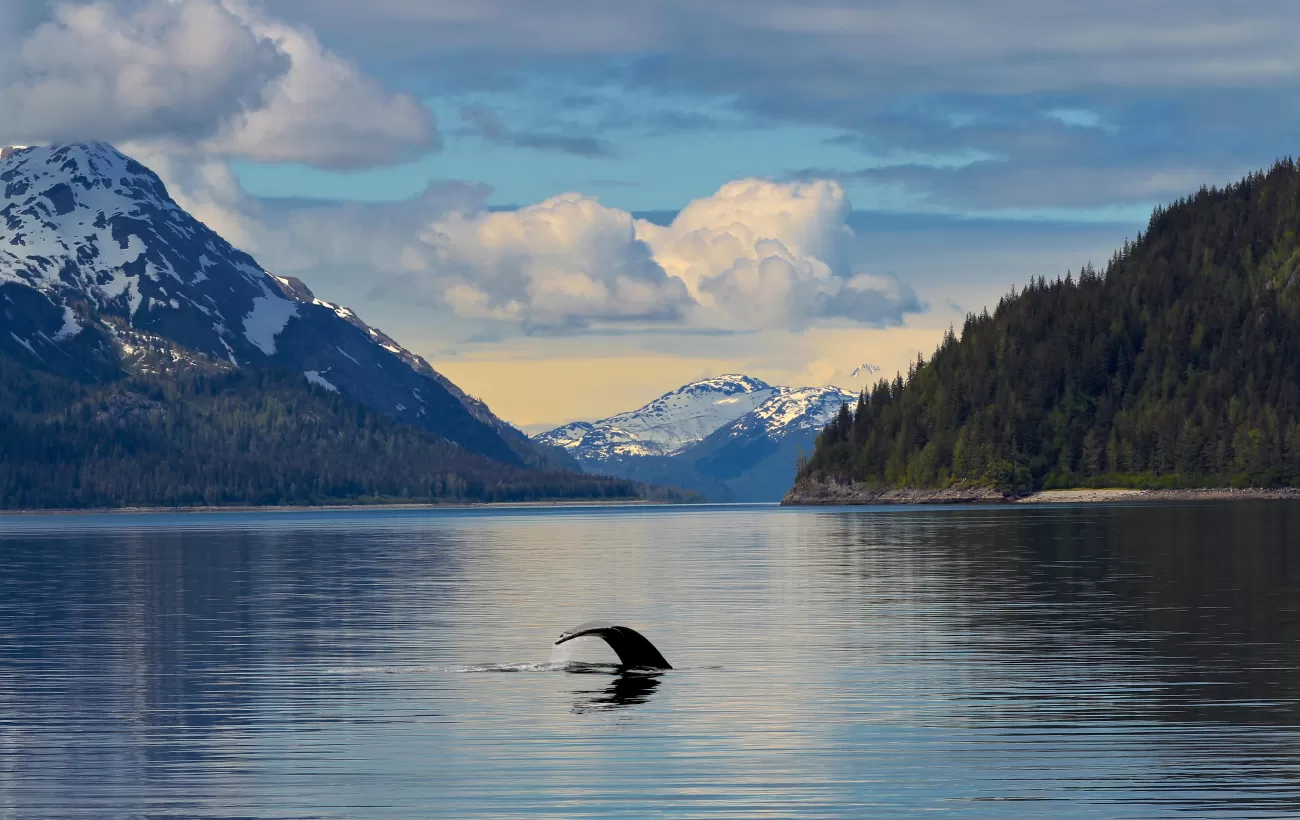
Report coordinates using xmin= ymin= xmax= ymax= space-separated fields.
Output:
xmin=555 ymin=621 xmax=672 ymax=670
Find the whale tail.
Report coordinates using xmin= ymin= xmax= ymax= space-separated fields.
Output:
xmin=555 ymin=621 xmax=672 ymax=670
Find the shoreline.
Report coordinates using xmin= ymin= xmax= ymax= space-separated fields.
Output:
xmin=7 ymin=487 xmax=1300 ymax=515
xmin=0 ymin=498 xmax=682 ymax=517
xmin=1015 ymin=487 xmax=1300 ymax=503
xmin=781 ymin=479 xmax=1300 ymax=506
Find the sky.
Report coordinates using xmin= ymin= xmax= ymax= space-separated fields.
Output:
xmin=3 ymin=0 xmax=1297 ymax=431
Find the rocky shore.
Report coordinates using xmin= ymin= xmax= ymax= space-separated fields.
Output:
xmin=1020 ymin=487 xmax=1300 ymax=503
xmin=781 ymin=478 xmax=1009 ymax=505
xmin=781 ymin=478 xmax=1300 ymax=506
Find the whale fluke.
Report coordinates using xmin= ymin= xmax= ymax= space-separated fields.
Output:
xmin=555 ymin=621 xmax=672 ymax=670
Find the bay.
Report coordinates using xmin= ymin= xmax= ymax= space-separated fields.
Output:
xmin=1 ymin=502 xmax=1298 ymax=818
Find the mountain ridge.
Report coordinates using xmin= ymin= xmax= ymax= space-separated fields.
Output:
xmin=537 ymin=374 xmax=855 ymax=500
xmin=0 ymin=141 xmax=566 ymax=469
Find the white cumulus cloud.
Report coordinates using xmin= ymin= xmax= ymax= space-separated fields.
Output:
xmin=0 ymin=0 xmax=285 ymax=146
xmin=635 ymin=178 xmax=918 ymax=330
xmin=203 ymin=1 xmax=439 ymax=169
xmin=0 ymin=0 xmax=438 ymax=169
xmin=396 ymin=177 xmax=922 ymax=332
xmin=415 ymin=194 xmax=695 ymax=329
xmin=146 ymin=159 xmax=922 ymax=334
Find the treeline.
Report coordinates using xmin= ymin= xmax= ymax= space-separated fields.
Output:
xmin=0 ymin=355 xmax=685 ymax=509
xmin=802 ymin=159 xmax=1300 ymax=492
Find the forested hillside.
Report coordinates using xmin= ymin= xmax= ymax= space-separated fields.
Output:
xmin=800 ymin=160 xmax=1300 ymax=493
xmin=0 ymin=352 xmax=677 ymax=509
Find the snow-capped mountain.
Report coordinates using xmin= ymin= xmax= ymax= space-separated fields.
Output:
xmin=0 ymin=142 xmax=561 ymax=468
xmin=714 ymin=386 xmax=857 ymax=441
xmin=538 ymin=374 xmax=779 ymax=459
xmin=536 ymin=375 xmax=856 ymax=500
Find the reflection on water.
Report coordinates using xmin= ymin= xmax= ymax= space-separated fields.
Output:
xmin=0 ymin=502 xmax=1298 ymax=817
xmin=571 ymin=672 xmax=663 ymax=713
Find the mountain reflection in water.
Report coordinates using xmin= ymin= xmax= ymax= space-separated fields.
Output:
xmin=0 ymin=502 xmax=1298 ymax=818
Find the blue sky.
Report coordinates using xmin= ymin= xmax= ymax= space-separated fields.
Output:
xmin=234 ymin=91 xmax=1014 ymax=217
xmin=2 ymin=0 xmax=1295 ymax=426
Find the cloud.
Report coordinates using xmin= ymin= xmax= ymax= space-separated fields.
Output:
xmin=636 ymin=179 xmax=921 ymax=330
xmin=130 ymin=145 xmax=487 ymax=278
xmin=414 ymin=193 xmax=693 ymax=329
xmin=262 ymin=1 xmax=1300 ymax=95
xmin=388 ymin=177 xmax=921 ymax=332
xmin=146 ymin=149 xmax=920 ymax=334
xmin=0 ymin=0 xmax=438 ymax=169
xmin=0 ymin=0 xmax=286 ymax=146
xmin=250 ymin=0 xmax=1300 ymax=214
xmin=785 ymin=95 xmax=1275 ymax=212
xmin=205 ymin=1 xmax=439 ymax=169
xmin=459 ymin=104 xmax=612 ymax=158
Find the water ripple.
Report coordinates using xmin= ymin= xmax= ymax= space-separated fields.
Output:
xmin=0 ymin=502 xmax=1298 ymax=817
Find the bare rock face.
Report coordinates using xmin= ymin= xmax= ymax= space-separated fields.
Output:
xmin=94 ymin=392 xmax=165 ymax=428
xmin=781 ymin=476 xmax=1010 ymax=505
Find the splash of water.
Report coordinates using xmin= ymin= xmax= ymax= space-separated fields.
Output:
xmin=548 ymin=634 xmax=620 ymax=666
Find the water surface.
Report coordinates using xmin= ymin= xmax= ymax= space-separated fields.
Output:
xmin=1 ymin=502 xmax=1299 ymax=817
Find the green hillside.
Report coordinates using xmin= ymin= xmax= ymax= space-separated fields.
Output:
xmin=800 ymin=160 xmax=1300 ymax=493
xmin=0 ymin=350 xmax=682 ymax=510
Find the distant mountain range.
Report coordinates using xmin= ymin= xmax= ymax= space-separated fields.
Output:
xmin=0 ymin=142 xmax=667 ymax=508
xmin=537 ymin=374 xmax=855 ymax=501
xmin=851 ymin=362 xmax=881 ymax=378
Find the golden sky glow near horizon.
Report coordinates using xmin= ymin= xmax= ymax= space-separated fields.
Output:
xmin=432 ymin=291 xmax=984 ymax=431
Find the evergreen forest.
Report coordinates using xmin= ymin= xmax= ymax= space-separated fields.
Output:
xmin=0 ymin=352 xmax=681 ymax=509
xmin=801 ymin=160 xmax=1300 ymax=492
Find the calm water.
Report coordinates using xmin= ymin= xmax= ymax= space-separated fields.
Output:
xmin=1 ymin=503 xmax=1299 ymax=818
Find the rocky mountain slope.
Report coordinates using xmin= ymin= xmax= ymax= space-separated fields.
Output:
xmin=537 ymin=375 xmax=855 ymax=501
xmin=0 ymin=142 xmax=565 ymax=468
xmin=539 ymin=374 xmax=780 ymax=459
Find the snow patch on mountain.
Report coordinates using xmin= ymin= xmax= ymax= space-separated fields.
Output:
xmin=304 ymin=370 xmax=338 ymax=392
xmin=537 ymin=375 xmax=858 ymax=463
xmin=541 ymin=421 xmax=596 ymax=450
xmin=717 ymin=386 xmax=856 ymax=441
xmin=9 ymin=332 xmax=35 ymax=355
xmin=243 ymin=290 xmax=298 ymax=355
xmin=535 ymin=375 xmax=859 ymax=501
xmin=52 ymin=306 xmax=81 ymax=341
xmin=0 ymin=144 xmax=183 ymax=293
xmin=537 ymin=374 xmax=779 ymax=459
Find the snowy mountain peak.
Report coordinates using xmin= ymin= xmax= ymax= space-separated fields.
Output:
xmin=672 ymin=373 xmax=773 ymax=395
xmin=2 ymin=142 xmax=174 ymax=219
xmin=537 ymin=373 xmax=783 ymax=458
xmin=723 ymin=385 xmax=857 ymax=441
xmin=534 ymin=375 xmax=859 ymax=500
xmin=0 ymin=141 xmax=290 ymax=362
xmin=851 ymin=362 xmax=882 ymax=378
xmin=0 ymin=142 xmax=548 ymax=468
xmin=535 ymin=374 xmax=858 ymax=462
